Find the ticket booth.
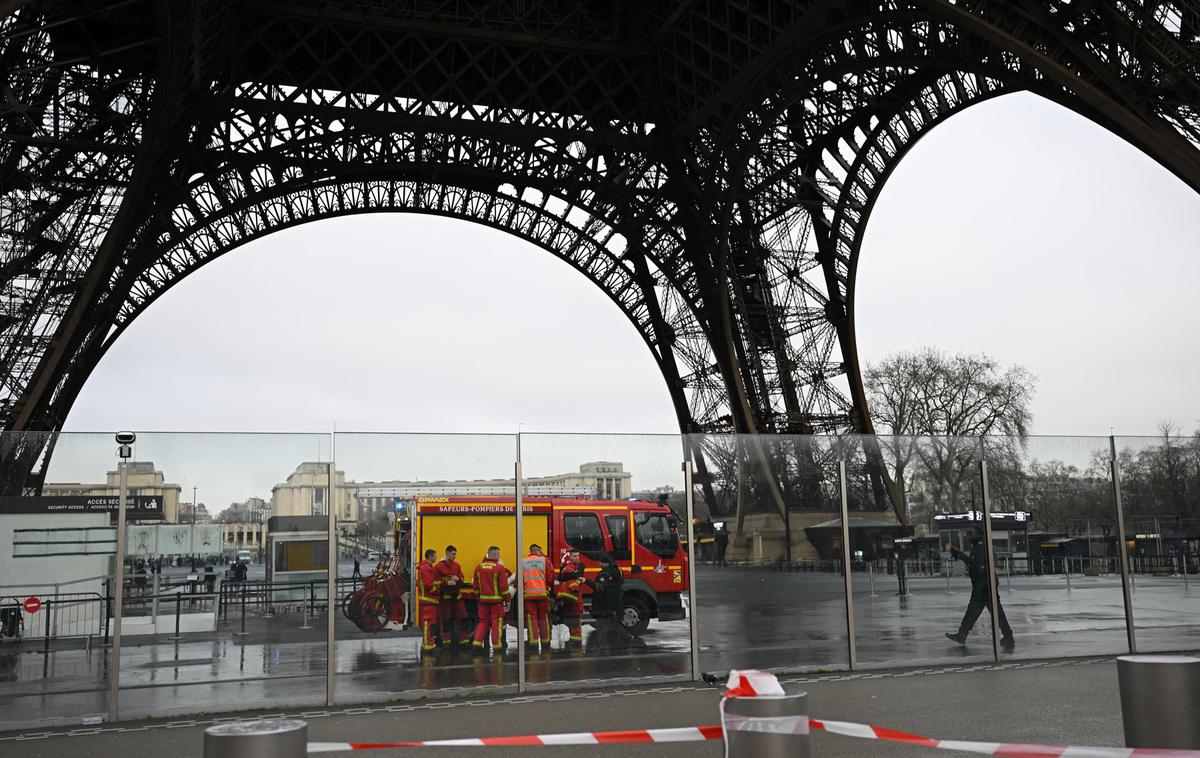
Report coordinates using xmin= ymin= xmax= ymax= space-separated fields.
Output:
xmin=934 ymin=511 xmax=1031 ymax=574
xmin=266 ymin=516 xmax=329 ymax=606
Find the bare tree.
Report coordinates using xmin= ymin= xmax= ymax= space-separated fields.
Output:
xmin=865 ymin=348 xmax=1036 ymax=520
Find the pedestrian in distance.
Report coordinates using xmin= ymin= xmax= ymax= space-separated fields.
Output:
xmin=352 ymin=554 xmax=362 ymax=580
xmin=945 ymin=527 xmax=1015 ymax=651
xmin=472 ymin=546 xmax=511 ymax=655
xmin=434 ymin=545 xmax=471 ymax=649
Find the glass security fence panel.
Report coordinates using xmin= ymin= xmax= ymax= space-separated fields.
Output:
xmin=517 ymin=434 xmax=691 ymax=687
xmin=113 ymin=433 xmax=332 ymax=721
xmin=988 ymin=436 xmax=1129 ymax=659
xmin=688 ymin=434 xmax=849 ymax=674
xmin=0 ymin=432 xmax=120 ymax=730
xmin=332 ymin=433 xmax=519 ymax=703
xmin=841 ymin=436 xmax=994 ymax=667
xmin=1115 ymin=435 xmax=1200 ymax=654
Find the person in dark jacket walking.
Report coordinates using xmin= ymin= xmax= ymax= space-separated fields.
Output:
xmin=946 ymin=528 xmax=1014 ymax=650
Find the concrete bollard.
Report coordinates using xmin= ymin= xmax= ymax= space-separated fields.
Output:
xmin=204 ymin=719 xmax=307 ymax=758
xmin=1117 ymin=655 xmax=1200 ymax=748
xmin=722 ymin=692 xmax=810 ymax=758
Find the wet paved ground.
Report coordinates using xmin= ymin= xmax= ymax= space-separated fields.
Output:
xmin=1 ymin=567 xmax=1197 ymax=730
xmin=1 ymin=657 xmax=1135 ymax=757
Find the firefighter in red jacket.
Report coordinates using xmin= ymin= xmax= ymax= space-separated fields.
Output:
xmin=415 ymin=548 xmax=440 ymax=654
xmin=521 ymin=544 xmax=554 ymax=651
xmin=434 ymin=545 xmax=471 ymax=648
xmin=555 ymin=548 xmax=586 ymax=650
xmin=472 ymin=546 xmax=512 ymax=654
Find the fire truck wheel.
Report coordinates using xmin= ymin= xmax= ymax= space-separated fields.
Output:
xmin=620 ymin=594 xmax=651 ymax=636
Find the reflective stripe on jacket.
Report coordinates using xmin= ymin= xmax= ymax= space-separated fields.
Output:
xmin=416 ymin=560 xmax=440 ymax=604
xmin=522 ymin=554 xmax=551 ymax=598
xmin=556 ymin=577 xmax=583 ymax=604
xmin=473 ymin=559 xmax=510 ymax=604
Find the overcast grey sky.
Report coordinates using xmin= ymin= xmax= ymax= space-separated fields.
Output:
xmin=56 ymin=93 xmax=1200 ymax=507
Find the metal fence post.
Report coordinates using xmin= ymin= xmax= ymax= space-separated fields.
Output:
xmin=152 ymin=573 xmax=160 ymax=623
xmin=683 ymin=458 xmax=700 ymax=680
xmin=102 ymin=578 xmax=110 ymax=645
xmin=108 ymin=457 xmax=129 ymax=723
xmin=515 ymin=455 xmax=526 ymax=693
xmin=50 ymin=582 xmax=59 ymax=643
xmin=838 ymin=460 xmax=856 ymax=671
xmin=979 ymin=458 xmax=1001 ymax=662
xmin=235 ymin=583 xmax=248 ymax=637
xmin=326 ymin=459 xmax=336 ymax=708
xmin=171 ymin=592 xmax=182 ymax=640
xmin=1110 ymin=436 xmax=1137 ymax=655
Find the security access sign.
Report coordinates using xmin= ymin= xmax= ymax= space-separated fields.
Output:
xmin=0 ymin=495 xmax=164 ymax=519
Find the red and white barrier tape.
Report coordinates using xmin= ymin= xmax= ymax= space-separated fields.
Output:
xmin=305 ymin=670 xmax=1200 ymax=756
xmin=307 ymin=726 xmax=724 ymax=751
xmin=308 ymin=717 xmax=1200 ymax=755
xmin=809 ymin=718 xmax=1200 ymax=757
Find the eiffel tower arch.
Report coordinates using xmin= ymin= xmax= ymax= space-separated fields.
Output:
xmin=2 ymin=2 xmax=1198 ymax=507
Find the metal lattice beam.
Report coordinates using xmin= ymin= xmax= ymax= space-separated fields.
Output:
xmin=2 ymin=0 xmax=1198 ymax=515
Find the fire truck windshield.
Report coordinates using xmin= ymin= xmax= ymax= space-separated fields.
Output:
xmin=634 ymin=512 xmax=678 ymax=558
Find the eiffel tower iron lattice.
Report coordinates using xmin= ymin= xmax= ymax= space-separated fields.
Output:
xmin=1 ymin=1 xmax=1198 ymax=512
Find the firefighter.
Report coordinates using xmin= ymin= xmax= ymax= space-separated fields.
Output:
xmin=472 ymin=546 xmax=511 ymax=654
xmin=521 ymin=544 xmax=554 ymax=651
xmin=415 ymin=548 xmax=441 ymax=654
xmin=555 ymin=548 xmax=586 ymax=650
xmin=434 ymin=545 xmax=471 ymax=648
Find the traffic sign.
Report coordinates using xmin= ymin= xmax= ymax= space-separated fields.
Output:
xmin=23 ymin=597 xmax=41 ymax=614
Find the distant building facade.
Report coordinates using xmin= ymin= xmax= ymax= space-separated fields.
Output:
xmin=179 ymin=502 xmax=213 ymax=524
xmin=43 ymin=461 xmax=182 ymax=523
xmin=271 ymin=462 xmax=355 ymax=522
xmin=218 ymin=496 xmax=270 ymax=555
xmin=349 ymin=461 xmax=633 ymax=522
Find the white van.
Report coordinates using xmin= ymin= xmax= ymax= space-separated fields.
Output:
xmin=236 ymin=550 xmax=253 ymax=564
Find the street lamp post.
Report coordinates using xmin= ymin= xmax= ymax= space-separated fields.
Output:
xmin=192 ymin=485 xmax=197 ymax=562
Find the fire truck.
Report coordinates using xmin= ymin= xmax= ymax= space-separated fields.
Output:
xmin=412 ymin=495 xmax=688 ymax=635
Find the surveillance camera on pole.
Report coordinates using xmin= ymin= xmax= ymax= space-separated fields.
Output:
xmin=116 ymin=431 xmax=135 ymax=459
xmin=109 ymin=430 xmax=135 ymax=722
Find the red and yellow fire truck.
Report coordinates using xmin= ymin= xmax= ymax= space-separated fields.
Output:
xmin=415 ymin=496 xmax=687 ymax=634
